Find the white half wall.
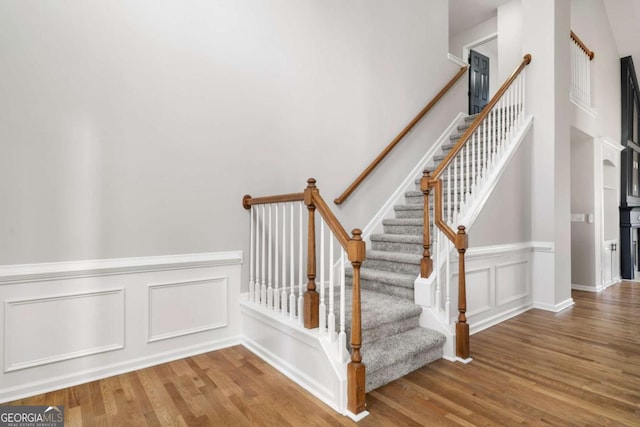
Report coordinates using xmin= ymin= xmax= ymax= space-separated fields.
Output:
xmin=0 ymin=252 xmax=242 ymax=403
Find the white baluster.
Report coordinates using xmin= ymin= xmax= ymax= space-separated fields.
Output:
xmin=249 ymin=206 xmax=255 ymax=304
xmin=274 ymin=203 xmax=280 ymax=312
xmin=255 ymin=207 xmax=261 ymax=303
xmin=522 ymin=71 xmax=527 ymax=117
xmin=472 ymin=133 xmax=477 ymax=191
xmin=435 ymin=228 xmax=441 ymax=312
xmin=465 ymin=144 xmax=470 ymax=201
xmin=261 ymin=205 xmax=267 ymax=306
xmin=267 ymin=204 xmax=273 ymax=310
xmin=281 ymin=203 xmax=288 ymax=316
xmin=445 ymin=239 xmax=451 ymax=323
xmin=319 ymin=220 xmax=326 ymax=334
xmin=298 ymin=202 xmax=304 ymax=324
xmin=338 ymin=249 xmax=348 ymax=362
xmin=447 ymin=168 xmax=453 ymax=225
xmin=328 ymin=235 xmax=336 ymax=342
xmin=289 ymin=203 xmax=295 ymax=320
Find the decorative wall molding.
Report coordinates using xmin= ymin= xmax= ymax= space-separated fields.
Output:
xmin=148 ymin=277 xmax=227 ymax=343
xmin=0 ymin=251 xmax=243 ymax=285
xmin=0 ymin=251 xmax=242 ymax=404
xmin=447 ymin=53 xmax=468 ymax=67
xmin=4 ymin=289 xmax=125 ymax=372
xmin=532 ymin=298 xmax=575 ymax=313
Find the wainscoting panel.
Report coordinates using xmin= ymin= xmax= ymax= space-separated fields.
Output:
xmin=453 ymin=242 xmax=534 ymax=334
xmin=0 ymin=252 xmax=242 ymax=403
xmin=148 ymin=277 xmax=227 ymax=342
xmin=4 ymin=289 xmax=124 ymax=372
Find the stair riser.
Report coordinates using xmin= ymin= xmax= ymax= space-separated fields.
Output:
xmin=364 ymin=258 xmax=420 ymax=275
xmin=370 ymin=239 xmax=423 ymax=254
xmin=394 ymin=208 xmax=423 ymax=219
xmin=346 ymin=275 xmax=414 ymax=300
xmin=383 ymin=224 xmax=423 ymax=235
xmin=350 ymin=314 xmax=420 ymax=345
xmin=365 ymin=345 xmax=444 ymax=392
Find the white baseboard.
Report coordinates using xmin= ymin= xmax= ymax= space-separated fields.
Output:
xmin=532 ymin=298 xmax=575 ymax=313
xmin=0 ymin=336 xmax=241 ymax=403
xmin=0 ymin=251 xmax=243 ymax=404
xmin=571 ymin=283 xmax=601 ymax=292
xmin=470 ymin=303 xmax=532 ymax=335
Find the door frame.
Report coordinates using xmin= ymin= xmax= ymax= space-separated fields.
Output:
xmin=462 ymin=32 xmax=497 ymax=66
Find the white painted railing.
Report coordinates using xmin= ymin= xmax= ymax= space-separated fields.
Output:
xmin=247 ymin=200 xmax=350 ymax=360
xmin=425 ymin=57 xmax=531 ymax=357
xmin=570 ymin=31 xmax=593 ymax=108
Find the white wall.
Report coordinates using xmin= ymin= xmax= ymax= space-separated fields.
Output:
xmin=449 ymin=16 xmax=497 ymax=60
xmin=0 ymin=0 xmax=460 ymax=277
xmin=570 ymin=132 xmax=596 ymax=287
xmin=498 ymin=0 xmax=523 ymax=82
xmin=570 ymin=0 xmax=621 ymax=143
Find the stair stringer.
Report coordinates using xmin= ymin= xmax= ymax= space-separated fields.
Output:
xmin=361 ymin=113 xmax=467 ymax=242
xmin=416 ymin=114 xmax=534 ymax=361
xmin=240 ymin=297 xmax=369 ymax=421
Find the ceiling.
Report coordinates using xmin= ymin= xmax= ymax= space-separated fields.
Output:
xmin=603 ymin=0 xmax=640 ymax=64
xmin=450 ymin=0 xmax=640 ymax=64
xmin=449 ymin=0 xmax=511 ymax=35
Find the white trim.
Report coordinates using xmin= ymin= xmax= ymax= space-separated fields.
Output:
xmin=4 ymin=289 xmax=125 ymax=372
xmin=447 ymin=53 xmax=467 ymax=67
xmin=470 ymin=303 xmax=532 ymax=335
xmin=571 ymin=283 xmax=601 ymax=292
xmin=571 ymin=94 xmax=597 ymax=117
xmin=462 ymin=32 xmax=497 ymax=63
xmin=532 ymin=298 xmax=575 ymax=312
xmin=0 ymin=336 xmax=241 ymax=404
xmin=0 ymin=251 xmax=243 ymax=285
xmin=462 ymin=116 xmax=534 ymax=228
xmin=465 ymin=241 xmax=537 ymax=259
xmin=456 ymin=357 xmax=473 ymax=364
xmin=601 ymin=137 xmax=624 ymax=152
xmin=531 ymin=241 xmax=555 ymax=252
xmin=362 ymin=113 xmax=467 ymax=239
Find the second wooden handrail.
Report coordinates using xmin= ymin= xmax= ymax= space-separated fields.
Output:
xmin=334 ymin=65 xmax=469 ymax=205
xmin=570 ymin=30 xmax=595 ymax=60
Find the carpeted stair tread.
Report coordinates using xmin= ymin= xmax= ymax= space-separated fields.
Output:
xmin=340 ymin=289 xmax=423 ymax=344
xmin=383 ymin=218 xmax=423 ymax=226
xmin=366 ymin=250 xmax=421 ymax=265
xmin=370 ymin=233 xmax=422 ymax=244
xmin=363 ymin=327 xmax=446 ymax=391
xmin=346 ymin=267 xmax=415 ymax=289
xmin=362 ymin=327 xmax=445 ymax=372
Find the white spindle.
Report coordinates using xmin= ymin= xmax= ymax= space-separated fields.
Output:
xmin=274 ymin=204 xmax=280 ymax=312
xmin=328 ymin=236 xmax=336 ymax=342
xmin=281 ymin=204 xmax=288 ymax=315
xmin=298 ymin=203 xmax=304 ymax=324
xmin=447 ymin=168 xmax=452 ymax=224
xmin=435 ymin=228 xmax=442 ymax=312
xmin=289 ymin=203 xmax=295 ymax=320
xmin=249 ymin=206 xmax=255 ymax=304
xmin=472 ymin=133 xmax=477 ymax=190
xmin=445 ymin=239 xmax=451 ymax=322
xmin=338 ymin=249 xmax=348 ymax=362
xmin=267 ymin=204 xmax=273 ymax=310
xmin=261 ymin=205 xmax=267 ymax=306
xmin=319 ymin=220 xmax=326 ymax=334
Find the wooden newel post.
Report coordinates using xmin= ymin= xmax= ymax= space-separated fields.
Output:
xmin=304 ymin=178 xmax=319 ymax=329
xmin=455 ymin=225 xmax=470 ymax=359
xmin=347 ymin=229 xmax=366 ymax=414
xmin=421 ymin=171 xmax=433 ymax=278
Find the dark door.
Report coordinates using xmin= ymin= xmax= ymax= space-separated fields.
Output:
xmin=469 ymin=50 xmax=490 ymax=114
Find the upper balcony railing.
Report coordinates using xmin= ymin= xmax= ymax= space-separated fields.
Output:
xmin=570 ymin=30 xmax=594 ymax=108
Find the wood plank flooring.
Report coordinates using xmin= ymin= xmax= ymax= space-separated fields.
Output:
xmin=5 ymin=282 xmax=639 ymax=426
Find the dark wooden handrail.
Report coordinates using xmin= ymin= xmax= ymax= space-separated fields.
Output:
xmin=570 ymin=30 xmax=595 ymax=60
xmin=432 ymin=54 xmax=532 ymax=180
xmin=242 ymin=178 xmax=367 ymax=415
xmin=334 ymin=66 xmax=469 ymax=205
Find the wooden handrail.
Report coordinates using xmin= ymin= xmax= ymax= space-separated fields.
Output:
xmin=432 ymin=54 xmax=532 ymax=180
xmin=242 ymin=193 xmax=304 ymax=209
xmin=334 ymin=66 xmax=469 ymax=205
xmin=242 ymin=178 xmax=367 ymax=415
xmin=570 ymin=30 xmax=595 ymax=60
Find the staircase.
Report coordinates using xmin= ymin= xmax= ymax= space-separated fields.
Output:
xmin=343 ymin=115 xmax=477 ymax=392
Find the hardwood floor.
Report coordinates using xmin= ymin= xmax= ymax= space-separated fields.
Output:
xmin=5 ymin=282 xmax=639 ymax=426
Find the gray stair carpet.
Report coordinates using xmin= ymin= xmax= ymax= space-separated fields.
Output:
xmin=333 ymin=114 xmax=483 ymax=393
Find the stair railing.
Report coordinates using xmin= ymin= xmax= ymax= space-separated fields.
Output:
xmin=570 ymin=30 xmax=594 ymax=108
xmin=334 ymin=66 xmax=469 ymax=205
xmin=421 ymin=54 xmax=532 ymax=360
xmin=243 ymin=178 xmax=367 ymax=415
